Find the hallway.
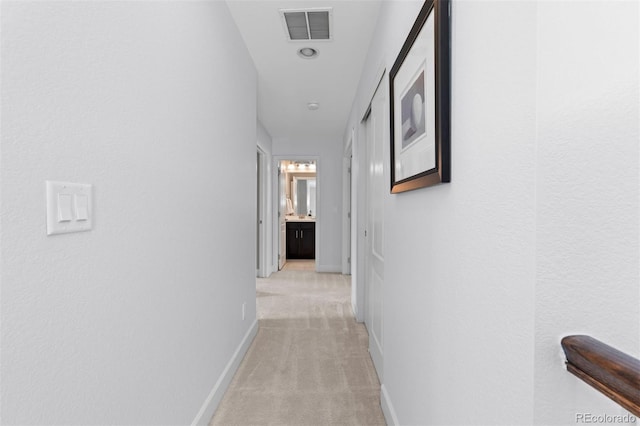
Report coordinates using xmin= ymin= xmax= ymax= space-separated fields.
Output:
xmin=210 ymin=271 xmax=384 ymax=425
xmin=2 ymin=1 xmax=639 ymax=424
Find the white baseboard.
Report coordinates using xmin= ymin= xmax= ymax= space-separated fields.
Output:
xmin=381 ymin=384 xmax=399 ymax=426
xmin=191 ymin=319 xmax=258 ymax=426
xmin=316 ymin=264 xmax=342 ymax=273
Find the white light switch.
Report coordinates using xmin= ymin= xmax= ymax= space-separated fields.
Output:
xmin=57 ymin=194 xmax=73 ymax=222
xmin=75 ymin=194 xmax=89 ymax=221
xmin=46 ymin=181 xmax=93 ymax=235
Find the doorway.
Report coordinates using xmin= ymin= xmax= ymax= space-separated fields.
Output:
xmin=275 ymin=159 xmax=318 ymax=271
xmin=256 ymin=147 xmax=269 ymax=278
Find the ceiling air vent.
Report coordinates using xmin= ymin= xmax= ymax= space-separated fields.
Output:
xmin=280 ymin=8 xmax=332 ymax=41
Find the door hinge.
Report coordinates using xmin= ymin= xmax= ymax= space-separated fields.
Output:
xmin=348 ymin=167 xmax=351 ymax=174
xmin=364 ymin=229 xmax=367 ymax=237
xmin=348 ymin=256 xmax=351 ymax=263
xmin=348 ymin=212 xmax=351 ymax=219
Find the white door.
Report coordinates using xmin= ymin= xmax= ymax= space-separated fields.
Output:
xmin=345 ymin=155 xmax=352 ymax=274
xmin=256 ymin=151 xmax=261 ymax=276
xmin=365 ymin=78 xmax=385 ymax=379
xmin=278 ymin=165 xmax=286 ymax=270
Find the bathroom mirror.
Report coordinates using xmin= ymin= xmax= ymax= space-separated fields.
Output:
xmin=292 ymin=177 xmax=316 ymax=216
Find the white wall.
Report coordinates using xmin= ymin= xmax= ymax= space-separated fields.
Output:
xmin=258 ymin=121 xmax=273 ymax=154
xmin=345 ymin=0 xmax=639 ymax=424
xmin=534 ymin=1 xmax=639 ymax=422
xmin=272 ymin=136 xmax=343 ymax=272
xmin=1 ymin=2 xmax=258 ymax=424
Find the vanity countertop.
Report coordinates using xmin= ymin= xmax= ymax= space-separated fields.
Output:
xmin=285 ymin=215 xmax=316 ymax=223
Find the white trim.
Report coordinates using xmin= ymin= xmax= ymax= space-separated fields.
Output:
xmin=316 ymin=264 xmax=342 ymax=273
xmin=190 ymin=320 xmax=258 ymax=426
xmin=381 ymin=384 xmax=399 ymax=426
xmin=353 ymin=118 xmax=366 ymax=324
xmin=341 ymin=134 xmax=353 ymax=275
xmin=257 ymin=132 xmax=273 ymax=278
xmin=343 ymin=126 xmax=354 ymax=156
xmin=271 ymin=157 xmax=282 ymax=272
xmin=361 ymin=62 xmax=387 ymax=122
xmin=256 ymin=147 xmax=270 ymax=278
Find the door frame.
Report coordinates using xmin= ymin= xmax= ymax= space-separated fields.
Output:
xmin=256 ymin=146 xmax=270 ymax=278
xmin=342 ymin=130 xmax=353 ymax=276
xmin=271 ymin=155 xmax=320 ymax=272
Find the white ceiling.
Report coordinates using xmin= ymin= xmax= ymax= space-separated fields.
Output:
xmin=227 ymin=0 xmax=382 ymax=141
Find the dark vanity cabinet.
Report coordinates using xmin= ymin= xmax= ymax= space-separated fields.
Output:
xmin=286 ymin=221 xmax=315 ymax=259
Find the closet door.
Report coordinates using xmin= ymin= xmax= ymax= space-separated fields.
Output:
xmin=365 ymin=76 xmax=386 ymax=381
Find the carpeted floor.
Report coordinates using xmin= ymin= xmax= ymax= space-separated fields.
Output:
xmin=210 ymin=270 xmax=385 ymax=426
xmin=281 ymin=259 xmax=316 ymax=271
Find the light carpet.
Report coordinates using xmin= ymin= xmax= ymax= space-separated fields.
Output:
xmin=281 ymin=260 xmax=316 ymax=271
xmin=210 ymin=270 xmax=385 ymax=426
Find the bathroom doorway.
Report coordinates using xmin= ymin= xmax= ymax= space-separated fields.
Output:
xmin=276 ymin=159 xmax=318 ymax=271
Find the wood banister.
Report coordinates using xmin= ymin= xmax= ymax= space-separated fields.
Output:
xmin=561 ymin=335 xmax=640 ymax=416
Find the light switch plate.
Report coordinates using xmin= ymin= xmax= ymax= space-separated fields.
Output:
xmin=46 ymin=181 xmax=93 ymax=235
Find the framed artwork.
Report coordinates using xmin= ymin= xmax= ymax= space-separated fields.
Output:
xmin=389 ymin=0 xmax=450 ymax=193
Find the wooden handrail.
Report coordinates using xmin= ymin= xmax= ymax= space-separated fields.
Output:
xmin=561 ymin=335 xmax=640 ymax=416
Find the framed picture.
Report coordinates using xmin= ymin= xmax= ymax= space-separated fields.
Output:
xmin=390 ymin=0 xmax=450 ymax=193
